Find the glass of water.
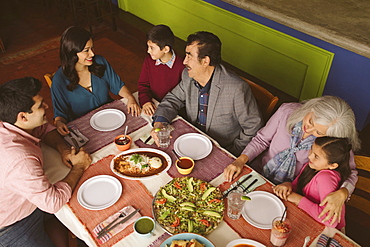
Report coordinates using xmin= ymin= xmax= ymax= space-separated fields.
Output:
xmin=157 ymin=123 xmax=173 ymax=148
xmin=227 ymin=190 xmax=246 ymax=220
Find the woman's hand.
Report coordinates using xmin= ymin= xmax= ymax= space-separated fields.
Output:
xmin=223 ymin=154 xmax=249 ymax=182
xmin=54 ymin=117 xmax=69 ymax=136
xmin=319 ymin=187 xmax=348 ymax=224
xmin=142 ymin=102 xmax=156 ymax=116
xmin=273 ymin=182 xmax=292 ymax=200
xmin=127 ymin=97 xmax=141 ymax=117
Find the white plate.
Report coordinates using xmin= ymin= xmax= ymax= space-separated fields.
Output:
xmin=110 ymin=148 xmax=172 ymax=180
xmin=241 ymin=191 xmax=285 ymax=229
xmin=90 ymin=109 xmax=126 ymax=131
xmin=226 ymin=239 xmax=266 ymax=247
xmin=160 ymin=233 xmax=215 ymax=247
xmin=77 ymin=175 xmax=122 ymax=210
xmin=174 ymin=133 xmax=212 ymax=160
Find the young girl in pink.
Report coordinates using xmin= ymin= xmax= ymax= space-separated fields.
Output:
xmin=273 ymin=137 xmax=351 ymax=229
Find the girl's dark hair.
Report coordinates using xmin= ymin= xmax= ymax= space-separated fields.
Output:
xmin=0 ymin=77 xmax=42 ymax=124
xmin=60 ymin=26 xmax=105 ymax=91
xmin=296 ymin=137 xmax=352 ymax=195
xmin=147 ymin=25 xmax=175 ymax=50
xmin=186 ymin=31 xmax=221 ymax=66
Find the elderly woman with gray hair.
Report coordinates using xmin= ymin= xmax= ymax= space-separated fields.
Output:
xmin=224 ymin=95 xmax=360 ymax=226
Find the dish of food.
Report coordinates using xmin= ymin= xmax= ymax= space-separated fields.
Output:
xmin=153 ymin=177 xmax=224 ymax=235
xmin=226 ymin=239 xmax=266 ymax=247
xmin=241 ymin=191 xmax=285 ymax=229
xmin=77 ymin=175 xmax=122 ymax=210
xmin=110 ymin=148 xmax=172 ymax=180
xmin=90 ymin=109 xmax=126 ymax=131
xmin=160 ymin=233 xmax=215 ymax=247
xmin=174 ymin=133 xmax=212 ymax=160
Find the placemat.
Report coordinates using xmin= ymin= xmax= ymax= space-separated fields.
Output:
xmin=67 ymin=155 xmax=154 ymax=247
xmin=219 ymin=166 xmax=325 ymax=246
xmin=134 ymin=118 xmax=235 ymax=182
xmin=68 ymin=100 xmax=148 ymax=153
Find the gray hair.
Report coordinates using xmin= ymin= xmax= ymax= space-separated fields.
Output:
xmin=286 ymin=95 xmax=360 ymax=151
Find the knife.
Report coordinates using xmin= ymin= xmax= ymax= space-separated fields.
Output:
xmin=68 ymin=133 xmax=80 ymax=152
xmin=144 ymin=135 xmax=152 ymax=144
xmin=97 ymin=208 xmax=140 ymax=239
xmin=243 ymin=178 xmax=258 ymax=193
xmin=96 ymin=211 xmax=127 ymax=237
xmin=222 ymin=174 xmax=252 ymax=198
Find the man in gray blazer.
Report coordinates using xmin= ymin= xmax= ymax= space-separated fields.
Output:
xmin=151 ymin=31 xmax=262 ymax=156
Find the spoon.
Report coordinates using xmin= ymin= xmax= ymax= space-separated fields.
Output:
xmin=124 ymin=126 xmax=128 ymax=139
xmin=302 ymin=236 xmax=310 ymax=247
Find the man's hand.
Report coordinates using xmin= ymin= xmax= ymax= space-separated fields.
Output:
xmin=319 ymin=188 xmax=348 ymax=224
xmin=127 ymin=97 xmax=141 ymax=117
xmin=273 ymin=182 xmax=293 ymax=201
xmin=142 ymin=102 xmax=156 ymax=116
xmin=60 ymin=146 xmax=73 ymax=168
xmin=223 ymin=154 xmax=249 ymax=182
xmin=69 ymin=147 xmax=91 ymax=170
xmin=150 ymin=122 xmax=165 ymax=147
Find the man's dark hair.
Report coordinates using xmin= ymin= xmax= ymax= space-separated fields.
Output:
xmin=0 ymin=77 xmax=42 ymax=124
xmin=186 ymin=31 xmax=222 ymax=66
xmin=147 ymin=25 xmax=175 ymax=50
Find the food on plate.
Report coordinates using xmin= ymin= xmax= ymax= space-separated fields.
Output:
xmin=166 ymin=238 xmax=205 ymax=247
xmin=113 ymin=151 xmax=168 ymax=177
xmin=153 ymin=177 xmax=224 ymax=235
xmin=233 ymin=244 xmax=255 ymax=247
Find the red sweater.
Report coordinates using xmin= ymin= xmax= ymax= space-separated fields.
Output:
xmin=138 ymin=54 xmax=185 ymax=106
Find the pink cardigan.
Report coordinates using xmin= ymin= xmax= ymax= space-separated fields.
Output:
xmin=242 ymin=103 xmax=357 ymax=195
xmin=292 ymin=164 xmax=345 ymax=229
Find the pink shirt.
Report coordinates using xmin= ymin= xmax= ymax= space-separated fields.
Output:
xmin=242 ymin=103 xmax=357 ymax=194
xmin=0 ymin=122 xmax=72 ymax=227
xmin=292 ymin=164 xmax=345 ymax=229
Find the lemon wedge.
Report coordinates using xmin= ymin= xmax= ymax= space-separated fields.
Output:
xmin=241 ymin=195 xmax=251 ymax=201
xmin=154 ymin=128 xmax=161 ymax=132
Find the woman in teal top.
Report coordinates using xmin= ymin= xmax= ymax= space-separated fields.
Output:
xmin=51 ymin=26 xmax=141 ymax=135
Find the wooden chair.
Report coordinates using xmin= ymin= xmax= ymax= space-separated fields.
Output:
xmin=240 ymin=76 xmax=279 ymax=122
xmin=44 ymin=73 xmax=54 ymax=88
xmin=346 ymin=155 xmax=370 ymax=246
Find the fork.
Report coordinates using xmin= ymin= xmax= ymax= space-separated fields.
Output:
xmin=97 ymin=211 xmax=126 ymax=236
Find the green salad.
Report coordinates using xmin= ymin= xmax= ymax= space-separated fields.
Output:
xmin=153 ymin=177 xmax=224 ymax=235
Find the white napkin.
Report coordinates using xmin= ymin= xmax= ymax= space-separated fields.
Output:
xmin=223 ymin=170 xmax=266 ymax=195
xmin=140 ymin=133 xmax=155 ymax=145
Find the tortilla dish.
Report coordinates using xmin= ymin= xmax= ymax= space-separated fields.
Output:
xmin=166 ymin=238 xmax=205 ymax=247
xmin=153 ymin=177 xmax=224 ymax=235
xmin=113 ymin=151 xmax=168 ymax=178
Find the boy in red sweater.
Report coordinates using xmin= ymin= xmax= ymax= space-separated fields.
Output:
xmin=138 ymin=25 xmax=185 ymax=115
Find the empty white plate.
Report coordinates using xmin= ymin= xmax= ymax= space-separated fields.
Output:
xmin=241 ymin=191 xmax=285 ymax=229
xmin=174 ymin=133 xmax=212 ymax=160
xmin=77 ymin=175 xmax=122 ymax=210
xmin=90 ymin=109 xmax=126 ymax=131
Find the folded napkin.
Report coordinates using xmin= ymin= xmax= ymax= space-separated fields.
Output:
xmin=139 ymin=132 xmax=155 ymax=145
xmin=316 ymin=234 xmax=342 ymax=247
xmin=92 ymin=206 xmax=141 ymax=244
xmin=223 ymin=170 xmax=266 ymax=196
xmin=64 ymin=126 xmax=89 ymax=148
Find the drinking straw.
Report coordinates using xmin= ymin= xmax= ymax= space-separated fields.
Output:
xmin=280 ymin=207 xmax=287 ymax=222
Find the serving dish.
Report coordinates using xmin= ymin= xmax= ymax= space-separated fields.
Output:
xmin=160 ymin=232 xmax=215 ymax=247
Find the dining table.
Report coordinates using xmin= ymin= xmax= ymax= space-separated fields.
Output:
xmin=42 ymin=95 xmax=360 ymax=247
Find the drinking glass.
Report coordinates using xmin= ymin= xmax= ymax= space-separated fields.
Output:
xmin=157 ymin=123 xmax=173 ymax=148
xmin=270 ymin=217 xmax=291 ymax=246
xmin=227 ymin=190 xmax=246 ymax=220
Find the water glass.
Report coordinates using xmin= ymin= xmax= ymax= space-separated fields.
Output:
xmin=157 ymin=123 xmax=173 ymax=148
xmin=227 ymin=190 xmax=246 ymax=220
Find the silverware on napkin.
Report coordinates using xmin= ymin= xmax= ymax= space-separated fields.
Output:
xmin=243 ymin=178 xmax=258 ymax=193
xmin=223 ymin=174 xmax=252 ymax=198
xmin=97 ymin=208 xmax=140 ymax=239
xmin=69 ymin=128 xmax=85 ymax=144
xmin=68 ymin=133 xmax=80 ymax=152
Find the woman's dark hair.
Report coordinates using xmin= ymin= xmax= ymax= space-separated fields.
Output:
xmin=186 ymin=31 xmax=221 ymax=66
xmin=60 ymin=26 xmax=105 ymax=91
xmin=0 ymin=77 xmax=42 ymax=124
xmin=296 ymin=137 xmax=352 ymax=195
xmin=147 ymin=24 xmax=175 ymax=50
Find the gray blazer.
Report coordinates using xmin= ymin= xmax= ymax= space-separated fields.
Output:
xmin=154 ymin=64 xmax=263 ymax=156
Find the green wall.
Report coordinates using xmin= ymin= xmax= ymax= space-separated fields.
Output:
xmin=118 ymin=0 xmax=333 ymax=100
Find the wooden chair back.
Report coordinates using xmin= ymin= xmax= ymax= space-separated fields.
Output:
xmin=346 ymin=155 xmax=370 ymax=246
xmin=240 ymin=77 xmax=279 ymax=121
xmin=44 ymin=73 xmax=54 ymax=88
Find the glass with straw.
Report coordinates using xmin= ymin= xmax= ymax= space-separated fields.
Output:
xmin=270 ymin=208 xmax=291 ymax=246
